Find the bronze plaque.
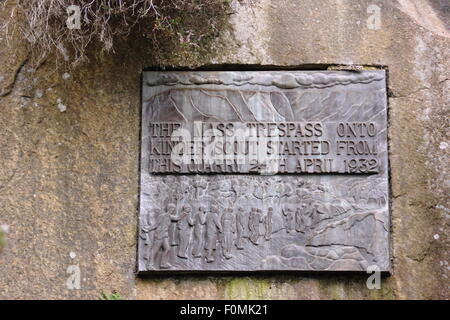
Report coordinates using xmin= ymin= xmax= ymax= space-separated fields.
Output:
xmin=139 ymin=71 xmax=390 ymax=273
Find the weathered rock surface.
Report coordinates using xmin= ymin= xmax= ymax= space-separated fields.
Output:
xmin=0 ymin=0 xmax=448 ymax=299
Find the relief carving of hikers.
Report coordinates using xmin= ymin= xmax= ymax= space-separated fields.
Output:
xmin=147 ymin=207 xmax=174 ymax=269
xmin=171 ymin=204 xmax=194 ymax=259
xmin=204 ymin=204 xmax=223 ymax=263
xmin=221 ymin=208 xmax=236 ymax=259
xmin=235 ymin=206 xmax=247 ymax=250
xmin=192 ymin=205 xmax=207 ymax=258
xmin=140 ymin=208 xmax=156 ymax=267
xmin=248 ymin=208 xmax=264 ymax=245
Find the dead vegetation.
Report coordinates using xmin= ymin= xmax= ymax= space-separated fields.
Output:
xmin=2 ymin=0 xmax=231 ymax=67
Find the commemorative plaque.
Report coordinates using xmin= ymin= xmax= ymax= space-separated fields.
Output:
xmin=139 ymin=71 xmax=390 ymax=272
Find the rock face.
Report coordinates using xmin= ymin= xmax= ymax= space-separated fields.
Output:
xmin=0 ymin=0 xmax=448 ymax=299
